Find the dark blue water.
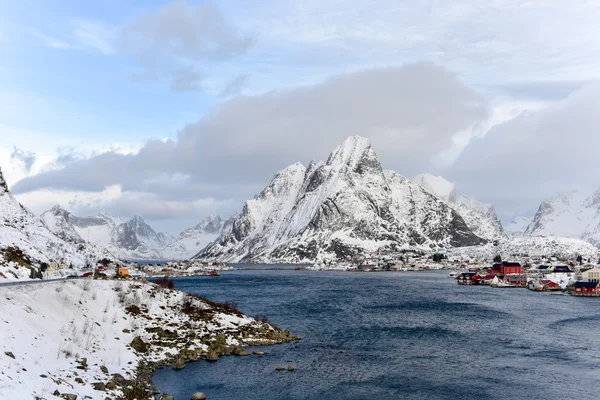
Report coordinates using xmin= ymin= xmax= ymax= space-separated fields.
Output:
xmin=152 ymin=270 xmax=600 ymax=400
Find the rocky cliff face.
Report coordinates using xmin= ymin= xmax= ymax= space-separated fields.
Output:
xmin=197 ymin=136 xmax=485 ymax=263
xmin=413 ymin=173 xmax=504 ymax=241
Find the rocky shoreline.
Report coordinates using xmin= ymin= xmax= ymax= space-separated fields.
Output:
xmin=0 ymin=278 xmax=299 ymax=399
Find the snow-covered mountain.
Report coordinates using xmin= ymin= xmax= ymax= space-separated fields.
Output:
xmin=162 ymin=215 xmax=234 ymax=259
xmin=197 ymin=136 xmax=485 ymax=263
xmin=413 ymin=173 xmax=504 ymax=241
xmin=41 ymin=206 xmax=232 ymax=260
xmin=505 ymin=216 xmax=533 ymax=233
xmin=0 ymin=168 xmax=114 ymax=279
xmin=526 ymin=189 xmax=600 ymax=246
xmin=41 ymin=207 xmax=175 ymax=260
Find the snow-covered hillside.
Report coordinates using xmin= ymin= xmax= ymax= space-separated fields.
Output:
xmin=0 ymin=279 xmax=297 ymax=399
xmin=445 ymin=235 xmax=599 ymax=260
xmin=197 ymin=136 xmax=485 ymax=263
xmin=413 ymin=173 xmax=504 ymax=241
xmin=526 ymin=189 xmax=600 ymax=246
xmin=163 ymin=215 xmax=234 ymax=259
xmin=0 ymin=168 xmax=113 ymax=280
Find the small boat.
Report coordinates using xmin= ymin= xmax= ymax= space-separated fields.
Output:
xmin=448 ymin=271 xmax=459 ymax=278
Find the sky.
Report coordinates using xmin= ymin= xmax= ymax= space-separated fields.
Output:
xmin=1 ymin=0 xmax=600 ymax=234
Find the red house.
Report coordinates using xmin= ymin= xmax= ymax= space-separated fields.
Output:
xmin=572 ymin=281 xmax=600 ymax=296
xmin=490 ymin=263 xmax=502 ymax=275
xmin=501 ymin=262 xmax=523 ymax=275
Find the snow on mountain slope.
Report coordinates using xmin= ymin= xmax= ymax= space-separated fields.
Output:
xmin=0 ymin=168 xmax=113 ymax=280
xmin=414 ymin=173 xmax=457 ymax=203
xmin=413 ymin=173 xmax=504 ymax=240
xmin=453 ymin=195 xmax=504 ymax=241
xmin=445 ymin=235 xmax=599 ymax=260
xmin=42 ymin=207 xmax=172 ymax=260
xmin=526 ymin=189 xmax=600 ymax=246
xmin=163 ymin=215 xmax=231 ymax=259
xmin=197 ymin=136 xmax=485 ymax=263
xmin=506 ymin=216 xmax=533 ymax=233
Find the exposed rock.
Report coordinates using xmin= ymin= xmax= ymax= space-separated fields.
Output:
xmin=275 ymin=366 xmax=285 ymax=371
xmin=99 ymin=365 xmax=109 ymax=374
xmin=159 ymin=395 xmax=175 ymax=400
xmin=4 ymin=351 xmax=15 ymax=359
xmin=91 ymin=382 xmax=106 ymax=391
xmin=60 ymin=394 xmax=78 ymax=400
xmin=172 ymin=358 xmax=185 ymax=370
xmin=231 ymin=346 xmax=245 ymax=356
xmin=205 ymin=350 xmax=220 ymax=361
xmin=191 ymin=392 xmax=207 ymax=400
xmin=74 ymin=377 xmax=84 ymax=384
xmin=110 ymin=373 xmax=127 ymax=387
xmin=252 ymin=350 xmax=267 ymax=355
xmin=287 ymin=365 xmax=295 ymax=371
xmin=106 ymin=381 xmax=116 ymax=390
xmin=130 ymin=336 xmax=149 ymax=354
xmin=197 ymin=136 xmax=485 ymax=263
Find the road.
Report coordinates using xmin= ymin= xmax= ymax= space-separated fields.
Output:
xmin=0 ymin=276 xmax=83 ymax=287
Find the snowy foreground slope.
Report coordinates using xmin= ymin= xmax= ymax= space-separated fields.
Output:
xmin=526 ymin=189 xmax=600 ymax=246
xmin=198 ymin=136 xmax=485 ymax=263
xmin=0 ymin=279 xmax=297 ymax=399
xmin=414 ymin=173 xmax=505 ymax=241
xmin=445 ymin=235 xmax=599 ymax=260
xmin=0 ymin=168 xmax=113 ymax=280
xmin=41 ymin=206 xmax=231 ymax=260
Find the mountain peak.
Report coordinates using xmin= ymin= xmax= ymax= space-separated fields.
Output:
xmin=0 ymin=167 xmax=8 ymax=195
xmin=326 ymin=136 xmax=374 ymax=171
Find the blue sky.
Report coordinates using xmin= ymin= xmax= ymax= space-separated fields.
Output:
xmin=2 ymin=0 xmax=600 ymax=233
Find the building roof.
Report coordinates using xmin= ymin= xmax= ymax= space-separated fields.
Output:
xmin=574 ymin=281 xmax=600 ymax=288
xmin=552 ymin=266 xmax=572 ymax=273
xmin=501 ymin=262 xmax=522 ymax=267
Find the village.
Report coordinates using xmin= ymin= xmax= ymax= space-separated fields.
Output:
xmin=310 ymin=250 xmax=600 ymax=297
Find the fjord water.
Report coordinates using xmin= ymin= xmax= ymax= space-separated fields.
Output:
xmin=153 ymin=270 xmax=600 ymax=400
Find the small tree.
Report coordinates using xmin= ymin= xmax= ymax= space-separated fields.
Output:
xmin=493 ymin=255 xmax=502 ymax=263
xmin=576 ymin=255 xmax=583 ymax=264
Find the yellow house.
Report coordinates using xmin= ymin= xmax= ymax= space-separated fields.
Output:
xmin=118 ymin=267 xmax=129 ymax=277
xmin=60 ymin=263 xmax=69 ymax=269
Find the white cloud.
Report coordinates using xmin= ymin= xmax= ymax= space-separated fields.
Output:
xmin=449 ymin=81 xmax=600 ymax=217
xmin=120 ymin=0 xmax=252 ymax=92
xmin=71 ymin=20 xmax=115 ymax=55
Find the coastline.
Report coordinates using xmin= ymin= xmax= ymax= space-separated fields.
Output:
xmin=0 ymin=278 xmax=299 ymax=399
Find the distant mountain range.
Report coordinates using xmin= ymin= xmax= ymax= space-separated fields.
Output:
xmin=2 ymin=135 xmax=600 ymax=270
xmin=41 ymin=206 xmax=233 ymax=260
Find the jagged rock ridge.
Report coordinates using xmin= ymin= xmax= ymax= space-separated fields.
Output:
xmin=196 ymin=136 xmax=486 ymax=263
xmin=414 ymin=173 xmax=504 ymax=241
